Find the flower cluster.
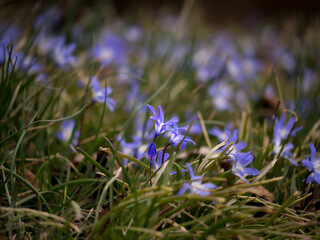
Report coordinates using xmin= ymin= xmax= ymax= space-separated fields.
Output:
xmin=146 ymin=105 xmax=195 ymax=173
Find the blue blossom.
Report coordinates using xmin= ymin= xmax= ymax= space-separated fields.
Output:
xmin=178 ymin=163 xmax=217 ymax=196
xmin=91 ymin=31 xmax=128 ymax=67
xmin=272 ymin=114 xmax=302 ymax=166
xmin=274 ymin=114 xmax=301 ymax=141
xmin=302 ymin=143 xmax=320 ymax=184
xmin=220 ymin=130 xmax=246 ymax=161
xmin=118 ymin=116 xmax=152 ymax=166
xmin=232 ymin=152 xmax=259 ymax=180
xmin=273 ymin=130 xmax=297 ymax=166
xmin=146 ymin=105 xmax=178 ymax=137
xmin=89 ymin=77 xmax=117 ymax=111
xmin=208 ymin=81 xmax=232 ymax=111
xmin=147 ymin=142 xmax=157 ymax=166
xmin=56 ymin=119 xmax=80 ymax=146
xmin=52 ymin=36 xmax=76 ymax=68
xmin=169 ymin=124 xmax=196 ymax=150
xmin=152 ymin=150 xmax=169 ymax=170
xmin=208 ymin=123 xmax=232 ymax=142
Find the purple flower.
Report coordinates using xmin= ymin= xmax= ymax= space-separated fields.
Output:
xmin=208 ymin=81 xmax=232 ymax=111
xmin=178 ymin=163 xmax=217 ymax=196
xmin=208 ymin=123 xmax=232 ymax=142
xmin=232 ymin=152 xmax=259 ymax=180
xmin=146 ymin=105 xmax=178 ymax=137
xmin=91 ymin=31 xmax=128 ymax=67
xmin=52 ymin=36 xmax=76 ymax=68
xmin=274 ymin=114 xmax=301 ymax=141
xmin=169 ymin=124 xmax=196 ymax=150
xmin=89 ymin=77 xmax=117 ymax=111
xmin=56 ymin=119 xmax=79 ymax=146
xmin=221 ymin=130 xmax=246 ymax=161
xmin=302 ymin=143 xmax=320 ymax=184
xmin=152 ymin=150 xmax=170 ymax=170
xmin=272 ymin=114 xmax=302 ymax=166
xmin=147 ymin=142 xmax=157 ymax=166
xmin=273 ymin=130 xmax=297 ymax=166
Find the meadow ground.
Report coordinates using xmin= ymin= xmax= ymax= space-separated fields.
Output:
xmin=1 ymin=2 xmax=320 ymax=239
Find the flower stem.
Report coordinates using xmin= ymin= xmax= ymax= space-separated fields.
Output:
xmin=162 ymin=143 xmax=171 ymax=165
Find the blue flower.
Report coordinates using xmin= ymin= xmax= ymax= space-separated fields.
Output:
xmin=169 ymin=124 xmax=196 ymax=150
xmin=208 ymin=123 xmax=232 ymax=142
xmin=147 ymin=142 xmax=157 ymax=167
xmin=91 ymin=31 xmax=128 ymax=67
xmin=146 ymin=105 xmax=178 ymax=137
xmin=89 ymin=77 xmax=117 ymax=111
xmin=272 ymin=114 xmax=302 ymax=166
xmin=274 ymin=114 xmax=303 ymax=141
xmin=208 ymin=81 xmax=232 ymax=111
xmin=273 ymin=130 xmax=298 ymax=166
xmin=232 ymin=152 xmax=259 ymax=180
xmin=56 ymin=119 xmax=79 ymax=146
xmin=178 ymin=163 xmax=217 ymax=196
xmin=220 ymin=130 xmax=246 ymax=161
xmin=302 ymin=143 xmax=320 ymax=184
xmin=152 ymin=150 xmax=169 ymax=170
xmin=52 ymin=36 xmax=76 ymax=68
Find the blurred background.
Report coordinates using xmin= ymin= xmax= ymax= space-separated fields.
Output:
xmin=1 ymin=0 xmax=320 ymax=25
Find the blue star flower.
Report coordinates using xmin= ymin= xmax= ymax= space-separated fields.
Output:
xmin=146 ymin=105 xmax=178 ymax=137
xmin=147 ymin=142 xmax=157 ymax=167
xmin=169 ymin=124 xmax=196 ymax=150
xmin=208 ymin=123 xmax=232 ymax=142
xmin=302 ymin=143 xmax=320 ymax=184
xmin=232 ymin=152 xmax=259 ymax=180
xmin=52 ymin=36 xmax=76 ymax=68
xmin=178 ymin=163 xmax=217 ymax=196
xmin=274 ymin=114 xmax=302 ymax=141
xmin=220 ymin=130 xmax=246 ymax=161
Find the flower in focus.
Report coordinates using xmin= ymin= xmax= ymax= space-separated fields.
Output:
xmin=56 ymin=119 xmax=79 ymax=146
xmin=231 ymin=152 xmax=259 ymax=180
xmin=302 ymin=143 xmax=320 ymax=184
xmin=169 ymin=125 xmax=196 ymax=150
xmin=146 ymin=105 xmax=178 ymax=137
xmin=147 ymin=142 xmax=157 ymax=167
xmin=178 ymin=163 xmax=217 ymax=196
xmin=220 ymin=130 xmax=246 ymax=161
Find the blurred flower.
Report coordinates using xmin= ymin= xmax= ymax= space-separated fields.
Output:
xmin=52 ymin=36 xmax=76 ymax=68
xmin=178 ymin=163 xmax=217 ymax=196
xmin=89 ymin=76 xmax=117 ymax=111
xmin=91 ymin=31 xmax=128 ymax=67
xmin=56 ymin=119 xmax=79 ymax=146
xmin=208 ymin=81 xmax=232 ymax=111
xmin=302 ymin=143 xmax=320 ymax=184
xmin=274 ymin=114 xmax=300 ymax=141
xmin=208 ymin=123 xmax=232 ymax=142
